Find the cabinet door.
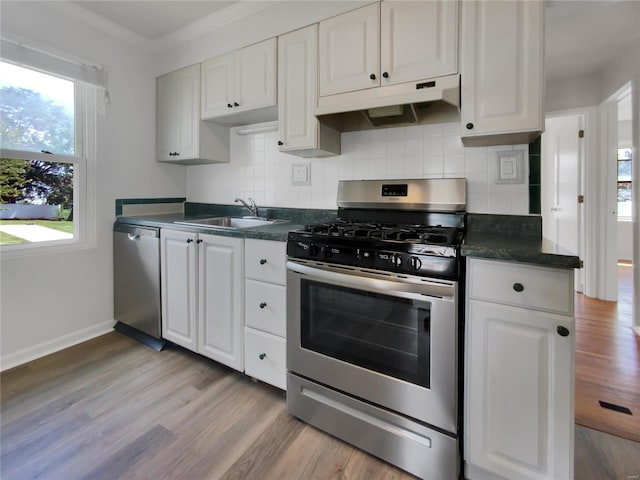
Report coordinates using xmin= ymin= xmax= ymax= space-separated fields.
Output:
xmin=161 ymin=229 xmax=198 ymax=351
xmin=198 ymin=233 xmax=244 ymax=371
xmin=278 ymin=25 xmax=318 ymax=150
xmin=466 ymin=299 xmax=574 ymax=480
xmin=157 ymin=66 xmax=199 ymax=161
xmin=235 ymin=38 xmax=277 ymax=113
xmin=201 ymin=53 xmax=235 ymax=119
xmin=319 ymin=3 xmax=380 ymax=96
xmin=460 ymin=0 xmax=544 ymax=141
xmin=156 ymin=71 xmax=177 ymax=161
xmin=381 ymin=1 xmax=458 ymax=86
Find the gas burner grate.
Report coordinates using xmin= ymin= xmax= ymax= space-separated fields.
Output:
xmin=304 ymin=221 xmax=461 ymax=246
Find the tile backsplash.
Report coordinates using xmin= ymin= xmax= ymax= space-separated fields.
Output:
xmin=186 ymin=122 xmax=530 ymax=214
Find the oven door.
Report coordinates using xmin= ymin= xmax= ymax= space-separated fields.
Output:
xmin=287 ymin=259 xmax=458 ymax=433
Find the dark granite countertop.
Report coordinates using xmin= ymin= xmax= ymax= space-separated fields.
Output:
xmin=114 ymin=205 xmax=580 ymax=269
xmin=114 ymin=203 xmax=337 ymax=242
xmin=462 ymin=214 xmax=581 ymax=269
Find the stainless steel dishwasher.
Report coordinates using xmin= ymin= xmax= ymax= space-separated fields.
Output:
xmin=113 ymin=223 xmax=165 ymax=350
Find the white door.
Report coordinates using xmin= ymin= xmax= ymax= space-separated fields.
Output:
xmin=161 ymin=229 xmax=198 ymax=350
xmin=201 ymin=53 xmax=235 ymax=119
xmin=235 ymin=38 xmax=276 ymax=112
xmin=198 ymin=234 xmax=244 ymax=371
xmin=542 ymin=114 xmax=583 ymax=290
xmin=381 ymin=0 xmax=458 ymax=86
xmin=318 ymin=2 xmax=380 ymax=96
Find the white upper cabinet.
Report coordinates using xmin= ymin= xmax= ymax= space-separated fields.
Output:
xmin=319 ymin=3 xmax=380 ymax=96
xmin=460 ymin=0 xmax=545 ymax=146
xmin=319 ymin=1 xmax=458 ymax=97
xmin=200 ymin=53 xmax=235 ymax=119
xmin=278 ymin=25 xmax=341 ymax=157
xmin=201 ymin=38 xmax=277 ymax=125
xmin=381 ymin=1 xmax=458 ymax=85
xmin=156 ymin=64 xmax=230 ymax=165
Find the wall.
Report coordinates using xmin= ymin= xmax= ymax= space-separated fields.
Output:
xmin=546 ymin=74 xmax=603 ymax=113
xmin=188 ymin=122 xmax=529 ymax=215
xmin=601 ymin=37 xmax=639 ymax=326
xmin=0 ymin=2 xmax=186 ymax=368
xmin=618 ymin=221 xmax=634 ymax=261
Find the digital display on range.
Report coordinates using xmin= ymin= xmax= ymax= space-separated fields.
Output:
xmin=381 ymin=184 xmax=408 ymax=197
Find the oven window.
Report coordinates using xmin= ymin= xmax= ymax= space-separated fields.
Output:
xmin=300 ymin=279 xmax=431 ymax=388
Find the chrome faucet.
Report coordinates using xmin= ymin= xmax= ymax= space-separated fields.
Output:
xmin=235 ymin=197 xmax=258 ymax=218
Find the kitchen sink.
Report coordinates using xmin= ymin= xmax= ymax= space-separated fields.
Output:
xmin=174 ymin=216 xmax=288 ymax=230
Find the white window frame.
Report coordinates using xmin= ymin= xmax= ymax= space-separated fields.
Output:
xmin=0 ymin=81 xmax=97 ymax=258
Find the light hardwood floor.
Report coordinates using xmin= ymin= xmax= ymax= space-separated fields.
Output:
xmin=2 ymin=330 xmax=640 ymax=480
xmin=574 ymin=263 xmax=640 ymax=442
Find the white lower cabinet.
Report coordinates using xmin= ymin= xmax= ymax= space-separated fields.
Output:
xmin=161 ymin=229 xmax=244 ymax=371
xmin=244 ymin=239 xmax=287 ymax=389
xmin=465 ymin=258 xmax=575 ymax=480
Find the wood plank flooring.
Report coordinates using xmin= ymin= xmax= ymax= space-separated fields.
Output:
xmin=2 ymin=331 xmax=640 ymax=480
xmin=574 ymin=263 xmax=640 ymax=442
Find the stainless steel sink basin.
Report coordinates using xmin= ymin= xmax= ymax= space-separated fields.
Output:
xmin=175 ymin=216 xmax=288 ymax=230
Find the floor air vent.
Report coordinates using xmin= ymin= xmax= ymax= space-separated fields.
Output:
xmin=598 ymin=400 xmax=633 ymax=415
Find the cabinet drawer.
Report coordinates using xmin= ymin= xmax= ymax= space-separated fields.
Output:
xmin=245 ymin=239 xmax=286 ymax=284
xmin=467 ymin=258 xmax=574 ymax=315
xmin=245 ymin=279 xmax=286 ymax=337
xmin=244 ymin=328 xmax=286 ymax=390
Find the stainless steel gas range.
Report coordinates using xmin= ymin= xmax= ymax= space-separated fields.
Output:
xmin=286 ymin=178 xmax=466 ymax=480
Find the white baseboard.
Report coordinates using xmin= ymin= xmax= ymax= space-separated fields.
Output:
xmin=0 ymin=320 xmax=115 ymax=372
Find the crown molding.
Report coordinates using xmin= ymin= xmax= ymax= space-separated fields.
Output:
xmin=157 ymin=1 xmax=283 ymax=51
xmin=44 ymin=1 xmax=284 ymax=53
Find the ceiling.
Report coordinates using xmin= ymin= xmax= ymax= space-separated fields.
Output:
xmin=544 ymin=0 xmax=640 ymax=81
xmin=71 ymin=1 xmax=239 ymax=41
xmin=60 ymin=0 xmax=640 ymax=81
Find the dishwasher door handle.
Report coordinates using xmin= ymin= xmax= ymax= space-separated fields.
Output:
xmin=128 ymin=233 xmax=141 ymax=241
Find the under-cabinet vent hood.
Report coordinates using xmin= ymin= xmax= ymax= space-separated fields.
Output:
xmin=315 ymin=74 xmax=460 ymax=132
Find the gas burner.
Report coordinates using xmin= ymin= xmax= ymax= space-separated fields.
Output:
xmin=304 ymin=221 xmax=460 ymax=247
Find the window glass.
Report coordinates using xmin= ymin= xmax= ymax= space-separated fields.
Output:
xmin=0 ymin=61 xmax=78 ymax=246
xmin=1 ymin=62 xmax=75 ymax=155
xmin=617 ymin=148 xmax=632 ymax=219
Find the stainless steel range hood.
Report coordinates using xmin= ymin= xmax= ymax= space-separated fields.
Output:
xmin=315 ymin=74 xmax=460 ymax=132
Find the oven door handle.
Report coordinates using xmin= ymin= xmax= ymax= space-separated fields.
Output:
xmin=287 ymin=260 xmax=455 ymax=300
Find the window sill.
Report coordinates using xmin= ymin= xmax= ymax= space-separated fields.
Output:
xmin=0 ymin=239 xmax=96 ymax=259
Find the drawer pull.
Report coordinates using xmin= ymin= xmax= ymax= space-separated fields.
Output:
xmin=557 ymin=326 xmax=570 ymax=337
xmin=513 ymin=282 xmax=524 ymax=292
xmin=259 ymin=353 xmax=266 ymax=360
xmin=259 ymin=302 xmax=267 ymax=309
xmin=259 ymin=259 xmax=267 ymax=265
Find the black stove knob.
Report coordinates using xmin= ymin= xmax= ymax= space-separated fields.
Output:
xmin=309 ymin=244 xmax=320 ymax=256
xmin=390 ymin=253 xmax=402 ymax=268
xmin=409 ymin=256 xmax=422 ymax=270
